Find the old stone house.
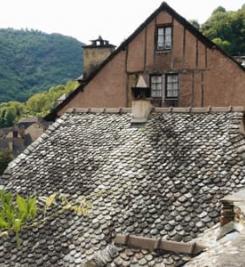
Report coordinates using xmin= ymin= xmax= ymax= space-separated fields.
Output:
xmin=1 ymin=3 xmax=245 ymax=266
xmin=0 ymin=117 xmax=50 ymax=157
xmin=46 ymin=2 xmax=245 ymax=120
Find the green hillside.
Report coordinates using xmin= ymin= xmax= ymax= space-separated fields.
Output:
xmin=0 ymin=29 xmax=83 ymax=102
xmin=0 ymin=80 xmax=79 ymax=128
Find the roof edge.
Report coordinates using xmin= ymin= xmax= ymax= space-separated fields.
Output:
xmin=66 ymin=106 xmax=245 ymax=114
xmin=161 ymin=2 xmax=245 ymax=72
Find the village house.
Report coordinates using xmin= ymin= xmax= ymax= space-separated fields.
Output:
xmin=0 ymin=117 xmax=50 ymax=157
xmin=1 ymin=2 xmax=245 ymax=267
xmin=46 ymin=2 xmax=245 ymax=120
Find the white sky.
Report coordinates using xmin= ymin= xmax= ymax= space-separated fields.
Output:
xmin=0 ymin=0 xmax=244 ymax=45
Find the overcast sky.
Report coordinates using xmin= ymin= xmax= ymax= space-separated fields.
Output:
xmin=0 ymin=0 xmax=244 ymax=45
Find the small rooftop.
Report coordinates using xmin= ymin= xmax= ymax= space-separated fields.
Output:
xmin=17 ymin=117 xmax=40 ymax=125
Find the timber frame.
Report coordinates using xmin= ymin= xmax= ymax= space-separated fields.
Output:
xmin=45 ymin=1 xmax=245 ymax=121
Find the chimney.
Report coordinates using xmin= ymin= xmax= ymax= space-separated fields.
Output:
xmin=82 ymin=36 xmax=116 ymax=78
xmin=220 ymin=200 xmax=235 ymax=226
xmin=131 ymin=74 xmax=152 ymax=124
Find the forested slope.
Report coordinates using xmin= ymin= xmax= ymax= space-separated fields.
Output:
xmin=0 ymin=29 xmax=83 ymax=102
xmin=0 ymin=80 xmax=79 ymax=128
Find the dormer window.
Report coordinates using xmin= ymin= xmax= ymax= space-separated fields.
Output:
xmin=156 ymin=25 xmax=172 ymax=51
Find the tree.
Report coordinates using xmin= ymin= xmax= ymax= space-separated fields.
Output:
xmin=212 ymin=6 xmax=226 ymax=15
xmin=0 ymin=29 xmax=83 ymax=103
xmin=190 ymin=20 xmax=200 ymax=30
xmin=201 ymin=4 xmax=245 ymax=55
xmin=212 ymin=38 xmax=231 ymax=53
xmin=0 ymin=102 xmax=25 ymax=128
xmin=0 ymin=80 xmax=78 ymax=128
xmin=3 ymin=108 xmax=16 ymax=127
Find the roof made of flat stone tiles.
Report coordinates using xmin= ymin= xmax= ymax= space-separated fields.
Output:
xmin=184 ymin=223 xmax=245 ymax=267
xmin=1 ymin=111 xmax=245 ymax=266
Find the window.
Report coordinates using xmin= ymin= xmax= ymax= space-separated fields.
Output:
xmin=150 ymin=74 xmax=179 ymax=99
xmin=150 ymin=75 xmax=162 ymax=97
xmin=165 ymin=74 xmax=179 ymax=99
xmin=156 ymin=26 xmax=172 ymax=50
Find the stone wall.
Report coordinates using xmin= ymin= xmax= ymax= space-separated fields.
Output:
xmin=83 ymin=47 xmax=114 ymax=77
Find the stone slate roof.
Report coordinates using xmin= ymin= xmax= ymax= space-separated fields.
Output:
xmin=185 ymin=222 xmax=245 ymax=267
xmin=185 ymin=187 xmax=245 ymax=267
xmin=1 ymin=110 xmax=245 ymax=266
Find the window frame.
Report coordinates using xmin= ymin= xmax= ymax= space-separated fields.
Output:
xmin=155 ymin=24 xmax=173 ymax=51
xmin=150 ymin=74 xmax=163 ymax=98
xmin=165 ymin=73 xmax=179 ymax=99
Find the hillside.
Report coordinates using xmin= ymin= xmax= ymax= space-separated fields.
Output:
xmin=0 ymin=29 xmax=83 ymax=102
xmin=0 ymin=80 xmax=79 ymax=128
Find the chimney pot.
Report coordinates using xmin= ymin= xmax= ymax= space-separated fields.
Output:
xmin=83 ymin=36 xmax=116 ymax=78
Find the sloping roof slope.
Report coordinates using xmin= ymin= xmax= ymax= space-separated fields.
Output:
xmin=1 ymin=110 xmax=245 ymax=266
xmin=184 ymin=223 xmax=245 ymax=267
xmin=185 ymin=187 xmax=245 ymax=267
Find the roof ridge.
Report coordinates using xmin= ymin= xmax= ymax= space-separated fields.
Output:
xmin=66 ymin=106 xmax=245 ymax=114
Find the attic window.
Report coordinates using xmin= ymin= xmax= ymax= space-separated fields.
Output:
xmin=156 ymin=25 xmax=172 ymax=51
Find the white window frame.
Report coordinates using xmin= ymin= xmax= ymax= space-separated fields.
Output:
xmin=165 ymin=74 xmax=179 ymax=99
xmin=156 ymin=25 xmax=172 ymax=51
xmin=150 ymin=75 xmax=163 ymax=98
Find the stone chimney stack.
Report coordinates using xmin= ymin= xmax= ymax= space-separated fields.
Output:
xmin=131 ymin=74 xmax=152 ymax=124
xmin=83 ymin=36 xmax=116 ymax=78
xmin=220 ymin=200 xmax=235 ymax=226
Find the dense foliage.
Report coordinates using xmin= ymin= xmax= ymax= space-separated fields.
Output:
xmin=0 ymin=190 xmax=37 ymax=246
xmin=201 ymin=5 xmax=245 ymax=55
xmin=0 ymin=189 xmax=91 ymax=247
xmin=0 ymin=80 xmax=78 ymax=128
xmin=0 ymin=29 xmax=83 ymax=102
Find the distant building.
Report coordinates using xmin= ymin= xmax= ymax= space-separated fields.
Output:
xmin=0 ymin=117 xmax=50 ymax=157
